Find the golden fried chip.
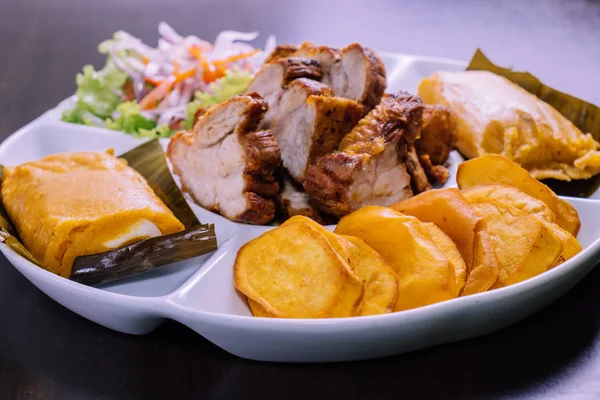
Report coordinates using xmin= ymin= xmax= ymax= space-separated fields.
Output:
xmin=457 ymin=154 xmax=580 ymax=235
xmin=535 ymin=218 xmax=582 ymax=265
xmin=234 ymin=222 xmax=364 ymax=318
xmin=339 ymin=235 xmax=399 ymax=316
xmin=421 ymin=222 xmax=467 ymax=296
xmin=462 ymin=184 xmax=555 ymax=223
xmin=282 ymin=216 xmax=398 ymax=316
xmin=248 ymin=298 xmax=275 ymax=317
xmin=469 ymin=202 xmax=563 ymax=288
xmin=461 ymin=229 xmax=500 ymax=295
xmin=391 ymin=188 xmax=499 ymax=295
xmin=335 ymin=206 xmax=456 ymax=311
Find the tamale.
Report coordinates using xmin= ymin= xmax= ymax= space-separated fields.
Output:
xmin=419 ymin=70 xmax=600 ymax=181
xmin=0 ymin=140 xmax=217 ymax=283
xmin=1 ymin=150 xmax=184 ymax=277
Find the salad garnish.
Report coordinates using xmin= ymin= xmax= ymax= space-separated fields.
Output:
xmin=62 ymin=22 xmax=275 ymax=137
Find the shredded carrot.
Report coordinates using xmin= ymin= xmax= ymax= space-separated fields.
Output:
xmin=173 ymin=60 xmax=180 ymax=75
xmin=139 ymin=77 xmax=176 ymax=110
xmin=188 ymin=45 xmax=224 ymax=83
xmin=142 ymin=56 xmax=150 ymax=65
xmin=212 ymin=49 xmax=260 ymax=68
xmin=175 ymin=67 xmax=197 ymax=83
xmin=144 ymin=76 xmax=164 ymax=86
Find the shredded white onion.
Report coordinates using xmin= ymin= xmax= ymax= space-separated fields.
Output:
xmin=106 ymin=23 xmax=275 ymax=127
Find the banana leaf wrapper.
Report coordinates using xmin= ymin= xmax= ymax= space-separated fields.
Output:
xmin=0 ymin=139 xmax=217 ymax=285
xmin=70 ymin=224 xmax=216 ymax=286
xmin=467 ymin=49 xmax=600 ymax=197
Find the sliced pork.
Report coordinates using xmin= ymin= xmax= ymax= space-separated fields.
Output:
xmin=276 ymin=171 xmax=326 ymax=223
xmin=273 ymin=78 xmax=363 ymax=183
xmin=262 ymin=42 xmax=387 ymax=112
xmin=167 ymin=94 xmax=281 ymax=224
xmin=304 ymin=91 xmax=424 ymax=217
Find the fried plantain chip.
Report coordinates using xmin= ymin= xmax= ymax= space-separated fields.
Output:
xmin=335 ymin=206 xmax=456 ymax=311
xmin=457 ymin=154 xmax=580 ymax=235
xmin=234 ymin=222 xmax=364 ymax=318
xmin=469 ymin=202 xmax=563 ymax=288
xmin=282 ymin=216 xmax=398 ymax=316
xmin=421 ymin=222 xmax=467 ymax=296
xmin=391 ymin=188 xmax=499 ymax=295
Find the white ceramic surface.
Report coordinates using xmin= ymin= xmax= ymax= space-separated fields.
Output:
xmin=2 ymin=52 xmax=599 ymax=363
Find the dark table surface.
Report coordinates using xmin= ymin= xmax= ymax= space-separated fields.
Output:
xmin=2 ymin=0 xmax=600 ymax=399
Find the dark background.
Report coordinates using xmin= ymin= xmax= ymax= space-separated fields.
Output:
xmin=2 ymin=0 xmax=600 ymax=399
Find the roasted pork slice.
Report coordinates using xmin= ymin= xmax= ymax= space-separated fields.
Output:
xmin=261 ymin=42 xmax=386 ymax=113
xmin=274 ymin=78 xmax=364 ymax=183
xmin=414 ymin=104 xmax=456 ymax=185
xmin=245 ymin=57 xmax=324 ymax=127
xmin=167 ymin=94 xmax=281 ymax=224
xmin=264 ymin=44 xmax=299 ymax=63
xmin=417 ymin=104 xmax=456 ymax=165
xmin=276 ymin=170 xmax=326 ymax=223
xmin=304 ymin=91 xmax=424 ymax=217
xmin=293 ymin=42 xmax=340 ymax=87
xmin=403 ymin=142 xmax=432 ymax=193
xmin=330 ymin=43 xmax=387 ymax=113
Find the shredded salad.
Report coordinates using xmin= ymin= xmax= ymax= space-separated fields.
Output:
xmin=62 ymin=22 xmax=275 ymax=137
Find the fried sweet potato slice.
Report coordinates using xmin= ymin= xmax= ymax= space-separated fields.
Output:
xmin=461 ymin=184 xmax=555 ymax=223
xmin=234 ymin=222 xmax=364 ymax=318
xmin=462 ymin=183 xmax=582 ymax=265
xmin=469 ymin=202 xmax=563 ymax=288
xmin=391 ymin=188 xmax=499 ymax=295
xmin=421 ymin=222 xmax=467 ymax=296
xmin=457 ymin=154 xmax=580 ymax=235
xmin=335 ymin=206 xmax=456 ymax=311
xmin=282 ymin=216 xmax=398 ymax=316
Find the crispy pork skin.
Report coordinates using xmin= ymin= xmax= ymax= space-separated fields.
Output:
xmin=304 ymin=91 xmax=424 ymax=217
xmin=167 ymin=94 xmax=281 ymax=224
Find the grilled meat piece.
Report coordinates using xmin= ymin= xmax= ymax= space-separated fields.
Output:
xmin=413 ymin=104 xmax=455 ymax=185
xmin=276 ymin=170 xmax=326 ymax=223
xmin=418 ymin=153 xmax=450 ymax=184
xmin=262 ymin=42 xmax=386 ymax=113
xmin=304 ymin=91 xmax=424 ymax=217
xmin=417 ymin=104 xmax=456 ymax=165
xmin=404 ymin=143 xmax=432 ymax=193
xmin=274 ymin=79 xmax=363 ymax=183
xmin=264 ymin=44 xmax=299 ymax=63
xmin=293 ymin=42 xmax=340 ymax=87
xmin=167 ymin=94 xmax=281 ymax=224
xmin=247 ymin=61 xmax=363 ymax=184
xmin=246 ymin=57 xmax=324 ymax=127
xmin=330 ymin=43 xmax=387 ymax=113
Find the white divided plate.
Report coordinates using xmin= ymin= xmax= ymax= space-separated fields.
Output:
xmin=3 ymin=52 xmax=600 ymax=363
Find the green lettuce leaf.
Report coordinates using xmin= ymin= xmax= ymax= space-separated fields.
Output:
xmin=61 ymin=32 xmax=129 ymax=124
xmin=138 ymin=124 xmax=173 ymax=138
xmin=105 ymin=101 xmax=156 ymax=133
xmin=183 ymin=69 xmax=252 ymax=129
xmin=184 ymin=100 xmax=203 ymax=130
xmin=61 ymin=61 xmax=128 ymax=123
xmin=195 ymin=69 xmax=252 ymax=106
